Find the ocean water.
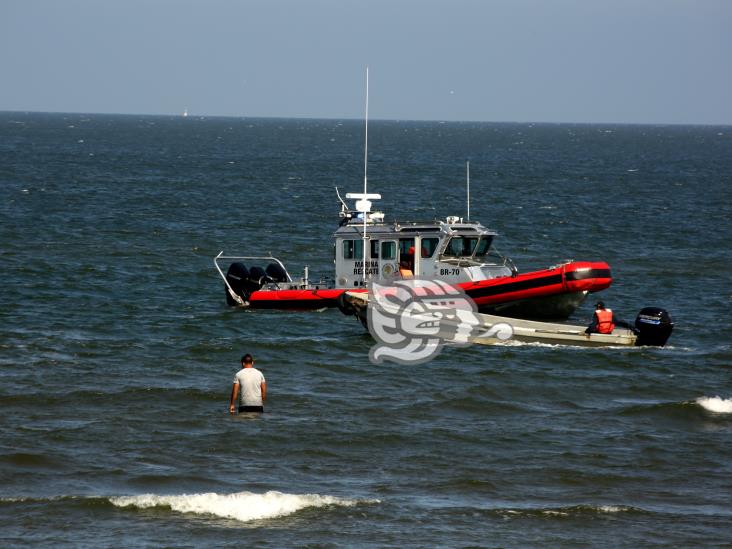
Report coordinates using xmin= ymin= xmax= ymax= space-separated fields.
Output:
xmin=0 ymin=112 xmax=730 ymax=547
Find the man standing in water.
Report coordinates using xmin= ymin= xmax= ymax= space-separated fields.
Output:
xmin=229 ymin=354 xmax=266 ymax=414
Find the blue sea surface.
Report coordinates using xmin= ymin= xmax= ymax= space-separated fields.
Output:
xmin=0 ymin=112 xmax=731 ymax=547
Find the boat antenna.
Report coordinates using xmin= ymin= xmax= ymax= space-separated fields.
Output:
xmin=345 ymin=68 xmax=380 ymax=285
xmin=362 ymin=67 xmax=369 ymax=284
xmin=466 ymin=160 xmax=471 ymax=221
xmin=364 ymin=68 xmax=369 ymax=201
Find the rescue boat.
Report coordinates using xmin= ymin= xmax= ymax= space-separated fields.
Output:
xmin=214 ymin=192 xmax=612 ymax=320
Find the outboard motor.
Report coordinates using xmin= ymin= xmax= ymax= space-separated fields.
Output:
xmin=634 ymin=307 xmax=674 ymax=346
xmin=248 ymin=266 xmax=271 ymax=287
xmin=225 ymin=263 xmax=272 ymax=306
xmin=225 ymin=262 xmax=251 ymax=306
xmin=265 ymin=262 xmax=288 ymax=283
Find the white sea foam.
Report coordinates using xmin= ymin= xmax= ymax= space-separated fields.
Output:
xmin=696 ymin=396 xmax=732 ymax=414
xmin=512 ymin=504 xmax=636 ymax=518
xmin=493 ymin=340 xmax=633 ymax=350
xmin=110 ymin=490 xmax=376 ymax=523
xmin=540 ymin=509 xmax=569 ymax=516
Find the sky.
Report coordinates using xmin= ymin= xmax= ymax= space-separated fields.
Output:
xmin=1 ymin=0 xmax=730 ymax=124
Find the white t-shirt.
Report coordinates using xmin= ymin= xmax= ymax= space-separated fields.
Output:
xmin=233 ymin=367 xmax=265 ymax=406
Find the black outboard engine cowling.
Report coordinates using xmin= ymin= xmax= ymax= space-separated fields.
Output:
xmin=225 ymin=262 xmax=251 ymax=306
xmin=634 ymin=307 xmax=674 ymax=346
xmin=265 ymin=262 xmax=288 ymax=283
xmin=248 ymin=266 xmax=272 ymax=287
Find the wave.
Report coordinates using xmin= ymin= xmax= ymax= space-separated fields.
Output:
xmin=109 ymin=490 xmax=378 ymax=523
xmin=696 ymin=396 xmax=732 ymax=414
xmin=615 ymin=396 xmax=732 ymax=419
xmin=493 ymin=503 xmax=647 ymax=519
xmin=0 ymin=386 xmax=218 ymax=407
xmin=487 ymin=339 xmax=696 ymax=353
xmin=0 ymin=452 xmax=67 ymax=469
xmin=492 ymin=340 xmax=640 ymax=351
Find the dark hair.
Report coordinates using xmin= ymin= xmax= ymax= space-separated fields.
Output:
xmin=241 ymin=354 xmax=254 ymax=364
xmin=595 ymin=301 xmax=605 ymax=309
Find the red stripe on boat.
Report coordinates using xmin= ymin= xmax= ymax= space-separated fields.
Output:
xmin=244 ymin=261 xmax=612 ymax=310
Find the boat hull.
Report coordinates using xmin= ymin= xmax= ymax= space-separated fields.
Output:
xmin=246 ymin=288 xmax=345 ymax=310
xmin=344 ymin=290 xmax=641 ymax=348
xmin=471 ymin=313 xmax=637 ymax=347
xmin=463 ymin=261 xmax=611 ymax=319
xmin=478 ymin=291 xmax=589 ymax=320
xmin=239 ymin=261 xmax=611 ymax=320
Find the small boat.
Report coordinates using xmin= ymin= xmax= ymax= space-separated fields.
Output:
xmin=214 ymin=192 xmax=611 ymax=319
xmin=344 ymin=289 xmax=674 ymax=348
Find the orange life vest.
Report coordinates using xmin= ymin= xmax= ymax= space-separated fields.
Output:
xmin=595 ymin=309 xmax=615 ymax=334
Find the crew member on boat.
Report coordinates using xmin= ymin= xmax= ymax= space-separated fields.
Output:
xmin=585 ymin=301 xmax=633 ymax=334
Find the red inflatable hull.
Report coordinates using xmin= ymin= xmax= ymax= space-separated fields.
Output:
xmin=463 ymin=261 xmax=611 ymax=309
xmin=246 ymin=287 xmax=346 ymax=309
xmin=242 ymin=261 xmax=612 ymax=315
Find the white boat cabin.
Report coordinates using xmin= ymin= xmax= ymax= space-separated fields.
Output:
xmin=333 ymin=199 xmax=515 ymax=289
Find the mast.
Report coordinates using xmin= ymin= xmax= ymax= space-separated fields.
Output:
xmin=346 ymin=68 xmax=380 ymax=285
xmin=466 ymin=161 xmax=470 ymax=221
xmin=363 ymin=67 xmax=369 ymax=283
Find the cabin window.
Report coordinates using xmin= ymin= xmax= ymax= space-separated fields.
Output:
xmin=444 ymin=236 xmax=480 ymax=257
xmin=474 ymin=236 xmax=494 ymax=258
xmin=421 ymin=237 xmax=439 ymax=258
xmin=370 ymin=239 xmax=379 ymax=259
xmin=343 ymin=239 xmax=363 ymax=259
xmin=381 ymin=241 xmax=396 ymax=260
xmin=399 ymin=238 xmax=415 ymax=258
xmin=444 ymin=238 xmax=459 ymax=257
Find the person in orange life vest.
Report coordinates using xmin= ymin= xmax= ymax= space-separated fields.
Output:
xmin=585 ymin=301 xmax=632 ymax=334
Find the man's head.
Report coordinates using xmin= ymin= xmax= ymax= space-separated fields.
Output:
xmin=595 ymin=301 xmax=605 ymax=310
xmin=241 ymin=354 xmax=254 ymax=367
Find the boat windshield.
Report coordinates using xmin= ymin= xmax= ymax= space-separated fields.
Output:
xmin=444 ymin=236 xmax=479 ymax=258
xmin=444 ymin=235 xmax=495 ymax=259
xmin=474 ymin=236 xmax=494 ymax=258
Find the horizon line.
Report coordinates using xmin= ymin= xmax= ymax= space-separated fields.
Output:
xmin=1 ymin=108 xmax=730 ymax=128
